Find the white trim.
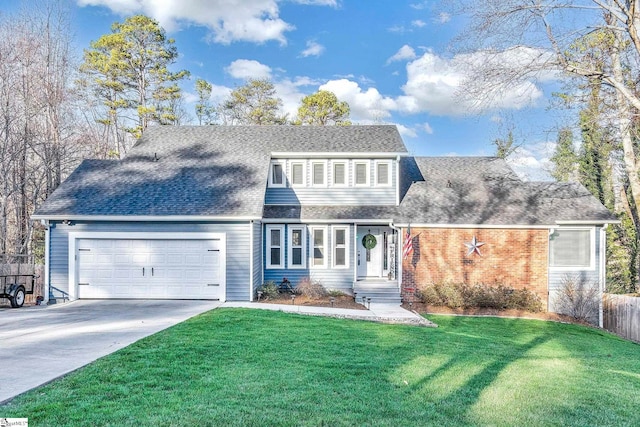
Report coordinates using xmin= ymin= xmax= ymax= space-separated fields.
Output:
xmin=555 ymin=220 xmax=619 ymax=225
xmin=43 ymin=222 xmax=51 ymax=304
xmin=289 ymin=160 xmax=306 ymax=187
xmin=332 ymin=226 xmax=350 ymax=269
xmin=598 ymin=225 xmax=607 ymax=328
xmin=262 ymin=218 xmax=394 ymax=224
xmin=374 ymin=160 xmax=392 ymax=187
xmin=331 ymin=160 xmax=348 ymax=187
xmin=353 ymin=224 xmax=359 ymax=283
xmin=395 ymin=156 xmax=401 ymax=206
xmin=67 ymin=231 xmax=227 ymax=302
xmin=270 ymin=151 xmax=406 ymax=158
xmin=394 ymin=223 xmax=558 ymax=229
xmin=265 ymin=225 xmax=285 ymax=269
xmin=32 ymin=215 xmax=261 ymax=221
xmin=548 ymin=227 xmax=596 ymax=271
xmin=288 ymin=225 xmax=307 ymax=269
xmin=311 ymin=160 xmax=328 ymax=187
xmin=353 ymin=160 xmax=370 ymax=187
xmin=268 ymin=161 xmax=286 ymax=188
xmin=309 ymin=226 xmax=328 ymax=269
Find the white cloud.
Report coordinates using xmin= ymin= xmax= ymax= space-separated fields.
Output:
xmin=225 ymin=59 xmax=272 ymax=80
xmin=319 ymin=79 xmax=398 ymax=122
xmin=76 ymin=0 xmax=332 ymax=45
xmin=396 ymin=124 xmax=417 ymax=138
xmin=422 ymin=122 xmax=434 ymax=134
xmin=398 ymin=48 xmax=545 ymax=116
xmin=436 ymin=12 xmax=451 ymax=24
xmin=412 ymin=20 xmax=426 ymax=28
xmin=300 ymin=40 xmax=325 ymax=57
xmin=387 ymin=45 xmax=417 ymax=64
xmin=409 ymin=1 xmax=429 ymax=10
xmin=506 ymin=141 xmax=554 ymax=181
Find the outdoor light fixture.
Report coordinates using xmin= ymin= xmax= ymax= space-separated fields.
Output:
xmin=353 ymin=291 xmax=357 ymax=302
xmin=257 ymin=290 xmax=263 ymax=301
xmin=367 ymin=297 xmax=371 ymax=310
xmin=330 ymin=297 xmax=335 ymax=307
xmin=291 ymin=294 xmax=296 ymax=305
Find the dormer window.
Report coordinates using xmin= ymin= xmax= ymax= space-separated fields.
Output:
xmin=269 ymin=161 xmax=285 ymax=188
xmin=332 ymin=161 xmax=347 ymax=186
xmin=312 ymin=161 xmax=327 ymax=187
xmin=354 ymin=161 xmax=370 ymax=186
xmin=290 ymin=162 xmax=305 ymax=186
xmin=375 ymin=160 xmax=391 ymax=187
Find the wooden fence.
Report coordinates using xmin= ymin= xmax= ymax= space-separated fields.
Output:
xmin=603 ymin=293 xmax=640 ymax=343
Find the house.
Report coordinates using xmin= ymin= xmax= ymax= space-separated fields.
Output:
xmin=32 ymin=125 xmax=616 ymax=321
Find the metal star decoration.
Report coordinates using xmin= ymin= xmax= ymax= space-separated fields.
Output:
xmin=464 ymin=235 xmax=485 ymax=256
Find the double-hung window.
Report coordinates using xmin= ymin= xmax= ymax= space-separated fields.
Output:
xmin=374 ymin=160 xmax=391 ymax=187
xmin=290 ymin=162 xmax=305 ymax=187
xmin=288 ymin=226 xmax=306 ymax=269
xmin=266 ymin=225 xmax=284 ymax=268
xmin=332 ymin=161 xmax=347 ymax=186
xmin=354 ymin=161 xmax=370 ymax=186
xmin=549 ymin=228 xmax=595 ymax=269
xmin=269 ymin=161 xmax=285 ymax=188
xmin=332 ymin=227 xmax=349 ymax=268
xmin=312 ymin=161 xmax=327 ymax=187
xmin=310 ymin=226 xmax=327 ymax=268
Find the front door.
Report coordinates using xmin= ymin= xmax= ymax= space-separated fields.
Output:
xmin=357 ymin=227 xmax=383 ymax=278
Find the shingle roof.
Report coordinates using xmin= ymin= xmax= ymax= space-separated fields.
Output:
xmin=264 ymin=157 xmax=617 ymax=225
xmin=33 ymin=125 xmax=405 ymax=218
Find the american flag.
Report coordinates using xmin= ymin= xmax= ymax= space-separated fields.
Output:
xmin=402 ymin=224 xmax=413 ymax=260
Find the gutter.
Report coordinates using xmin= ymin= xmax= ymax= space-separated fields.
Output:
xmin=31 ymin=215 xmax=262 ymax=222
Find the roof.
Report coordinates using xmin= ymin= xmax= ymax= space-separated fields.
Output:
xmin=264 ymin=157 xmax=617 ymax=226
xmin=33 ymin=125 xmax=405 ymax=219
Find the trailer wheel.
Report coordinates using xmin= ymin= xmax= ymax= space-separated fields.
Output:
xmin=11 ymin=286 xmax=25 ymax=308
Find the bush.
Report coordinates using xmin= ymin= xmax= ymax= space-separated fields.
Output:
xmin=256 ymin=281 xmax=279 ymax=300
xmin=416 ymin=282 xmax=543 ymax=312
xmin=554 ymin=275 xmax=600 ymax=324
xmin=327 ymin=289 xmax=347 ymax=298
xmin=295 ymin=278 xmax=327 ymax=299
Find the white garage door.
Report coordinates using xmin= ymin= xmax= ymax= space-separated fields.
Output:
xmin=76 ymin=238 xmax=225 ymax=300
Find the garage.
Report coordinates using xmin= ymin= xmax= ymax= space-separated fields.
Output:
xmin=71 ymin=233 xmax=226 ymax=301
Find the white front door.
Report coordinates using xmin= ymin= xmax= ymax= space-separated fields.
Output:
xmin=357 ymin=228 xmax=383 ymax=278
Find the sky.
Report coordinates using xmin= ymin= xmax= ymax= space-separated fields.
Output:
xmin=2 ymin=0 xmax=567 ymax=180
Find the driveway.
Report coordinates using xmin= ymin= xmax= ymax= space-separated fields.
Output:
xmin=0 ymin=299 xmax=221 ymax=404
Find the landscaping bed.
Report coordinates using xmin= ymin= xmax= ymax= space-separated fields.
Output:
xmin=258 ymin=294 xmax=366 ymax=310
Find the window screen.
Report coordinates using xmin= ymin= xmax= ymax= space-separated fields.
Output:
xmin=333 ymin=163 xmax=346 ymax=185
xmin=355 ymin=163 xmax=368 ymax=185
xmin=312 ymin=163 xmax=324 ymax=185
xmin=377 ymin=163 xmax=389 ymax=185
xmin=291 ymin=163 xmax=304 ymax=185
xmin=550 ymin=229 xmax=592 ymax=267
xmin=271 ymin=163 xmax=283 ymax=185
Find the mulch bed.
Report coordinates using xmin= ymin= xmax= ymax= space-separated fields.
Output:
xmin=257 ymin=294 xmax=367 ymax=310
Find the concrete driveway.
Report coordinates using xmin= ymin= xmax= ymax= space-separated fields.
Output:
xmin=0 ymin=299 xmax=221 ymax=404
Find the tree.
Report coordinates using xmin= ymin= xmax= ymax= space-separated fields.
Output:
xmin=195 ymin=78 xmax=216 ymax=125
xmin=550 ymin=128 xmax=578 ymax=182
xmin=218 ymin=79 xmax=287 ymax=125
xmin=294 ymin=90 xmax=351 ymax=125
xmin=81 ymin=15 xmax=189 ymax=152
xmin=492 ymin=131 xmax=517 ymax=159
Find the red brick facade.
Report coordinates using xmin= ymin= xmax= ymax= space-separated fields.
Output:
xmin=401 ymin=228 xmax=549 ymax=305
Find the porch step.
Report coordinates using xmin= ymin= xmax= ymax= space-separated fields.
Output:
xmin=353 ymin=281 xmax=402 ymax=304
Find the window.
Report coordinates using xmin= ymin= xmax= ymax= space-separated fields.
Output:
xmin=266 ymin=225 xmax=284 ymax=268
xmin=269 ymin=162 xmax=285 ymax=188
xmin=290 ymin=162 xmax=305 ymax=186
xmin=375 ymin=161 xmax=391 ymax=186
xmin=333 ymin=227 xmax=349 ymax=268
xmin=288 ymin=226 xmax=306 ymax=269
xmin=549 ymin=228 xmax=594 ymax=269
xmin=310 ymin=227 xmax=327 ymax=268
xmin=312 ymin=162 xmax=326 ymax=186
xmin=333 ymin=161 xmax=347 ymax=186
xmin=354 ymin=161 xmax=370 ymax=186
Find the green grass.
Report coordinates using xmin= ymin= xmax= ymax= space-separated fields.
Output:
xmin=3 ymin=309 xmax=639 ymax=426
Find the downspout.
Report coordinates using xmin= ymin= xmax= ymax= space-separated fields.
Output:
xmin=42 ymin=219 xmax=50 ymax=305
xmin=395 ymin=155 xmax=401 ymax=206
xmin=249 ymin=220 xmax=254 ymax=302
xmin=599 ymin=224 xmax=608 ymax=328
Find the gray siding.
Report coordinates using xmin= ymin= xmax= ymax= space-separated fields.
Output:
xmin=265 ymin=159 xmax=397 ymax=206
xmin=548 ymin=226 xmax=602 ymax=313
xmin=263 ymin=224 xmax=354 ymax=293
xmin=49 ymin=221 xmax=252 ymax=301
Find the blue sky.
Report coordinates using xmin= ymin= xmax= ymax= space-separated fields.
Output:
xmin=4 ymin=0 xmax=565 ymax=179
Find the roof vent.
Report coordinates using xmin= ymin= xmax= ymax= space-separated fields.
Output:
xmin=153 ymin=152 xmax=159 ymax=162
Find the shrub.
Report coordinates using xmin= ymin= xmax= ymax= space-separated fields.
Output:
xmin=327 ymin=289 xmax=347 ymax=298
xmin=554 ymin=275 xmax=600 ymax=324
xmin=295 ymin=277 xmax=327 ymax=299
xmin=416 ymin=282 xmax=542 ymax=312
xmin=256 ymin=281 xmax=279 ymax=300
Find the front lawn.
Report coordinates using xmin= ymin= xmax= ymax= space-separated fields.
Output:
xmin=3 ymin=309 xmax=639 ymax=426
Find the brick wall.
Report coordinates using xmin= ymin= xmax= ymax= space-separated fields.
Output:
xmin=402 ymin=228 xmax=549 ymax=305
